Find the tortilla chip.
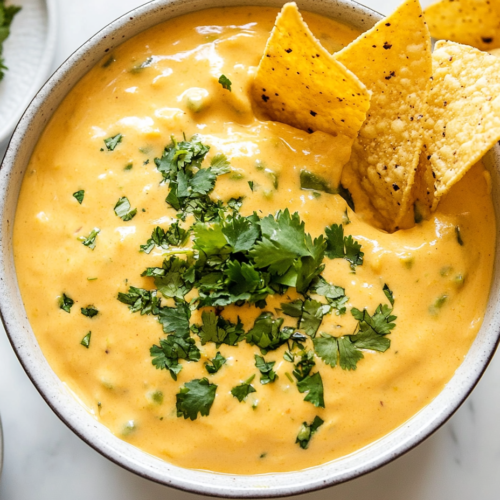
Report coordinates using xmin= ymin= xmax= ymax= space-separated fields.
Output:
xmin=251 ymin=2 xmax=370 ymax=142
xmin=489 ymin=48 xmax=500 ymax=56
xmin=424 ymin=0 xmax=500 ymax=51
xmin=335 ymin=0 xmax=432 ymax=231
xmin=420 ymin=41 xmax=500 ymax=209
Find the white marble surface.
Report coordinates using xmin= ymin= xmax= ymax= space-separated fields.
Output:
xmin=1 ymin=0 xmax=500 ymax=498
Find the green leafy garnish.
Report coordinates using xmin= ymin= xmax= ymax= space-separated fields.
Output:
xmin=80 ymin=332 xmax=91 ymax=348
xmin=150 ymin=335 xmax=200 ymax=380
xmin=293 ymin=350 xmax=315 ymax=381
xmin=325 ymin=224 xmax=363 ymax=270
xmin=73 ymin=190 xmax=84 ymax=204
xmin=0 ymin=2 xmax=21 ymax=81
xmin=176 ymin=378 xmax=217 ymax=420
xmin=114 ymin=197 xmax=137 ymax=221
xmin=209 ymin=153 xmax=231 ymax=175
xmin=205 ymin=352 xmax=227 ymax=374
xmin=157 ymin=298 xmax=191 ymax=337
xmin=246 ymin=312 xmax=293 ymax=354
xmin=218 ymin=74 xmax=232 ymax=91
xmin=117 ymin=286 xmax=161 ymax=315
xmin=59 ymin=293 xmax=74 ymax=313
xmin=299 ymin=170 xmax=333 ymax=194
xmin=255 ymin=355 xmax=278 ymax=384
xmin=192 ymin=311 xmax=245 ymax=346
xmin=231 ymin=375 xmax=256 ymax=402
xmin=296 ymin=416 xmax=324 ymax=449
xmin=81 ymin=306 xmax=99 ymax=318
xmin=296 ymin=372 xmax=324 ymax=408
xmin=143 ymin=257 xmax=193 ymax=299
xmin=104 ymin=133 xmax=123 ymax=151
xmin=140 ymin=222 xmax=189 ymax=253
xmin=81 ymin=228 xmax=100 ymax=250
xmin=383 ymin=284 xmax=394 ymax=306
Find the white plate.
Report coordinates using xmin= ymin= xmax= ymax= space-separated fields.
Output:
xmin=0 ymin=0 xmax=57 ymax=145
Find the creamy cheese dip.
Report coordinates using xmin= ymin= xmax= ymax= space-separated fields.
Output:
xmin=13 ymin=6 xmax=495 ymax=474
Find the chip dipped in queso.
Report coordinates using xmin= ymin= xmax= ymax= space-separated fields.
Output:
xmin=12 ymin=0 xmax=499 ymax=475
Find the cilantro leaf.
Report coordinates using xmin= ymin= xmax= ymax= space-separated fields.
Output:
xmin=59 ymin=293 xmax=74 ymax=313
xmin=255 ymin=355 xmax=278 ymax=384
xmin=114 ymin=197 xmax=137 ymax=221
xmin=205 ymin=352 xmax=226 ymax=374
xmin=81 ymin=332 xmax=91 ymax=348
xmin=246 ymin=312 xmax=293 ymax=353
xmin=225 ymin=260 xmax=261 ymax=295
xmin=150 ymin=335 xmax=200 ymax=380
xmin=310 ymin=276 xmax=348 ymax=315
xmin=294 ymin=234 xmax=326 ymax=294
xmin=313 ymin=334 xmax=338 ymax=368
xmin=104 ymin=133 xmax=123 ymax=151
xmin=140 ymin=222 xmax=189 ymax=253
xmin=176 ymin=378 xmax=217 ymax=420
xmin=218 ymin=74 xmax=232 ymax=91
xmin=193 ymin=311 xmax=245 ymax=346
xmin=222 ymin=214 xmax=260 ymax=253
xmin=337 ymin=336 xmax=364 ymax=370
xmin=81 ymin=228 xmax=100 ymax=250
xmin=251 ymin=209 xmax=311 ymax=275
xmin=325 ymin=224 xmax=364 ymax=270
xmin=293 ymin=350 xmax=315 ymax=381
xmin=383 ymin=284 xmax=394 ymax=306
xmin=281 ymin=299 xmax=329 ymax=338
xmin=296 ymin=416 xmax=324 ymax=449
xmin=145 ymin=257 xmax=192 ymax=299
xmin=81 ymin=306 xmax=98 ymax=318
xmin=231 ymin=376 xmax=256 ymax=402
xmin=210 ymin=153 xmax=231 ymax=175
xmin=157 ymin=299 xmax=191 ymax=337
xmin=118 ymin=286 xmax=161 ymax=315
xmin=73 ymin=190 xmax=84 ymax=204
xmin=193 ymin=222 xmax=227 ymax=253
xmin=297 ymin=372 xmax=324 ymax=408
xmin=190 ymin=168 xmax=217 ymax=195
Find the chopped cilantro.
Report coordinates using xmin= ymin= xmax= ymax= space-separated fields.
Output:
xmin=296 ymin=416 xmax=324 ymax=449
xmin=255 ymin=355 xmax=278 ymax=384
xmin=0 ymin=2 xmax=21 ymax=81
xmin=218 ymin=74 xmax=232 ymax=91
xmin=81 ymin=305 xmax=99 ymax=318
xmin=80 ymin=332 xmax=91 ymax=348
xmin=150 ymin=335 xmax=200 ymax=380
xmin=140 ymin=222 xmax=189 ymax=253
xmin=157 ymin=298 xmax=191 ymax=337
xmin=114 ymin=197 xmax=137 ymax=221
xmin=296 ymin=371 xmax=324 ymax=408
xmin=192 ymin=311 xmax=245 ymax=346
xmin=231 ymin=375 xmax=256 ymax=402
xmin=293 ymin=350 xmax=315 ymax=381
xmin=143 ymin=257 xmax=193 ymax=299
xmin=73 ymin=190 xmax=84 ymax=204
xmin=309 ymin=276 xmax=348 ymax=315
xmin=383 ymin=284 xmax=394 ymax=306
xmin=104 ymin=134 xmax=123 ymax=151
xmin=325 ymin=224 xmax=363 ymax=270
xmin=117 ymin=286 xmax=161 ymax=315
xmin=205 ymin=352 xmax=226 ymax=374
xmin=246 ymin=312 xmax=293 ymax=354
xmin=209 ymin=153 xmax=231 ymax=175
xmin=81 ymin=228 xmax=100 ymax=250
xmin=281 ymin=299 xmax=330 ymax=338
xmin=59 ymin=293 xmax=74 ymax=313
xmin=176 ymin=378 xmax=217 ymax=420
xmin=313 ymin=334 xmax=338 ymax=368
xmin=248 ymin=180 xmax=255 ymax=191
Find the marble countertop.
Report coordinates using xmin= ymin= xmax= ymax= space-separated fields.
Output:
xmin=1 ymin=0 xmax=500 ymax=498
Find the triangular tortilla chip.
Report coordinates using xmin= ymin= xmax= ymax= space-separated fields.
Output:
xmin=251 ymin=2 xmax=370 ymax=145
xmin=425 ymin=0 xmax=500 ymax=51
xmin=419 ymin=41 xmax=500 ymax=209
xmin=334 ymin=0 xmax=432 ymax=231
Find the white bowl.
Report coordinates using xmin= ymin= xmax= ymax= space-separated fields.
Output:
xmin=1 ymin=0 xmax=500 ymax=497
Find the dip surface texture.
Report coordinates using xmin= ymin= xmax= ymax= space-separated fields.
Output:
xmin=13 ymin=6 xmax=495 ymax=474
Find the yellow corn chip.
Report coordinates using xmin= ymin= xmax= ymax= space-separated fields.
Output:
xmin=424 ymin=0 xmax=500 ymax=51
xmin=335 ymin=0 xmax=432 ymax=231
xmin=420 ymin=40 xmax=500 ymax=209
xmin=251 ymin=2 xmax=370 ymax=145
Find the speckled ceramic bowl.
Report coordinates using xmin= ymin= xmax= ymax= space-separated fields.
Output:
xmin=1 ymin=0 xmax=500 ymax=497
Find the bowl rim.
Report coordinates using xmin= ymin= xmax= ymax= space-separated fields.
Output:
xmin=1 ymin=0 xmax=500 ymax=497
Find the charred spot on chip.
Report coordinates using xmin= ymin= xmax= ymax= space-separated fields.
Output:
xmin=383 ymin=42 xmax=392 ymax=49
xmin=262 ymin=94 xmax=270 ymax=102
xmin=285 ymin=48 xmax=293 ymax=53
xmin=392 ymin=183 xmax=400 ymax=191
xmin=310 ymin=110 xmax=317 ymax=117
xmin=385 ymin=71 xmax=396 ymax=80
xmin=385 ymin=22 xmax=391 ymax=26
xmin=307 ymin=127 xmax=314 ymax=134
xmin=481 ymin=37 xmax=493 ymax=44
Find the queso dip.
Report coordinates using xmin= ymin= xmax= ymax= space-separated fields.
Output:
xmin=13 ymin=6 xmax=495 ymax=474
